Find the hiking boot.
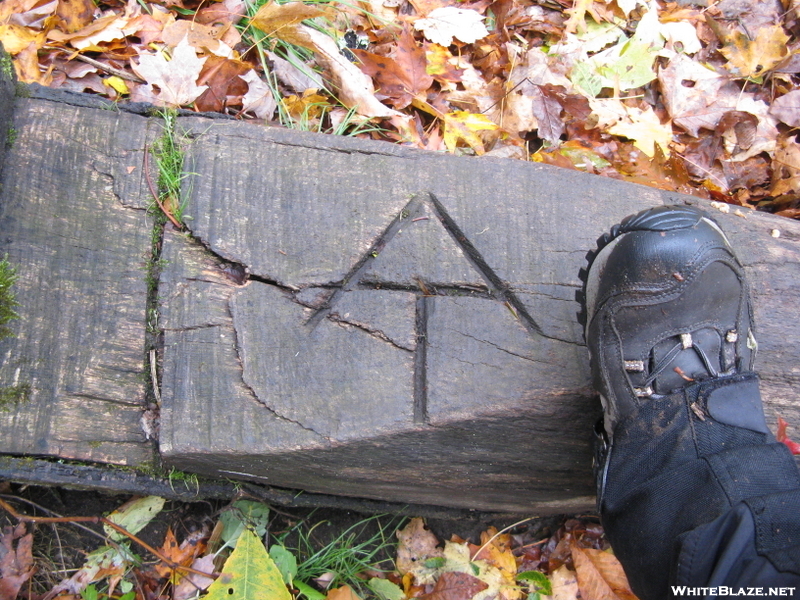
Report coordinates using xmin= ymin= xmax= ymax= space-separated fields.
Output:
xmin=576 ymin=204 xmax=758 ymax=444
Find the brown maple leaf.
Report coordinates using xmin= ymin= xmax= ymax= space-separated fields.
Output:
xmin=353 ymin=26 xmax=433 ymax=109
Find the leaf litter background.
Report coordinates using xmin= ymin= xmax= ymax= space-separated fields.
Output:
xmin=2 ymin=0 xmax=800 ymax=214
xmin=0 ymin=486 xmax=641 ymax=600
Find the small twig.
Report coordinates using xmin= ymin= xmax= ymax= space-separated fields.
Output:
xmin=0 ymin=494 xmax=106 ymax=542
xmin=45 ymin=46 xmax=146 ymax=84
xmin=473 ymin=516 xmax=536 ymax=560
xmin=144 ymin=144 xmax=183 ymax=229
xmin=0 ymin=497 xmax=216 ymax=579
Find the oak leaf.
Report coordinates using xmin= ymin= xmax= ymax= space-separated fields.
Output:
xmin=133 ymin=35 xmax=208 ymax=106
xmin=720 ymin=25 xmax=790 ymax=79
xmin=413 ymin=7 xmax=488 ymax=47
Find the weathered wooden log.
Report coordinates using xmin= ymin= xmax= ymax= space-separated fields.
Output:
xmin=0 ymin=91 xmax=159 ymax=465
xmin=0 ymin=62 xmax=799 ymax=512
xmin=158 ymin=119 xmax=800 ymax=513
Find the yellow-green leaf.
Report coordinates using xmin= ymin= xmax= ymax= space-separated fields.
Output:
xmin=103 ymin=496 xmax=165 ymax=542
xmin=204 ymin=528 xmax=292 ymax=600
xmin=442 ymin=111 xmax=498 ymax=155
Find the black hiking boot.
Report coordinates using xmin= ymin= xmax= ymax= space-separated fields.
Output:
xmin=577 ymin=204 xmax=800 ymax=600
xmin=576 ymin=204 xmax=760 ymax=500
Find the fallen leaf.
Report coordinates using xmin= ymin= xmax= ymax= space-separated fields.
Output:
xmin=249 ymin=0 xmax=331 ymax=38
xmin=47 ymin=13 xmax=132 ymax=50
xmin=241 ymin=69 xmax=277 ymax=119
xmin=204 ymin=529 xmax=291 ymax=600
xmin=0 ymin=524 xmax=34 ymax=600
xmin=267 ymin=49 xmax=324 ymax=93
xmin=161 ymin=20 xmax=226 ymax=54
xmin=396 ymin=518 xmax=443 ymax=575
xmin=103 ymin=75 xmax=129 ymax=95
xmin=420 ymin=571 xmax=488 ymax=600
xmin=103 ymin=496 xmax=166 ymax=542
xmin=282 ymin=88 xmax=331 ymax=119
xmin=13 ymin=40 xmax=48 ymax=83
xmin=280 ymin=24 xmax=400 ymax=118
xmin=0 ymin=23 xmax=45 ymax=54
xmin=571 ymin=543 xmax=637 ymax=600
xmin=133 ymin=35 xmax=208 ymax=106
xmin=173 ymin=554 xmax=216 ymax=600
xmin=770 ymin=89 xmax=800 ymax=128
xmin=425 ymin=43 xmax=463 ymax=83
xmin=327 ymin=585 xmax=363 ymax=600
xmin=720 ymin=24 xmax=790 ymax=79
xmin=549 ymin=564 xmax=580 ymax=600
xmin=658 ymin=53 xmax=730 ymax=136
xmin=413 ymin=7 xmax=488 ymax=47
xmin=771 ymin=136 xmax=800 ymax=197
xmin=443 ymin=110 xmax=499 ymax=154
xmin=154 ymin=527 xmax=205 ymax=581
xmin=46 ymin=545 xmax=130 ymax=597
xmin=54 ymin=0 xmax=94 ymax=33
xmin=593 ymin=101 xmax=672 ymax=158
xmin=194 ymin=55 xmax=250 ymax=112
xmin=353 ymin=26 xmax=433 ymax=109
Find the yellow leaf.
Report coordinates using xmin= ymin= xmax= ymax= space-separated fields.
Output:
xmin=103 ymin=75 xmax=129 ymax=95
xmin=205 ymin=529 xmax=292 ymax=600
xmin=442 ymin=111 xmax=498 ymax=155
xmin=0 ymin=24 xmax=45 ymax=55
xmin=720 ymin=25 xmax=789 ymax=79
xmin=607 ymin=104 xmax=672 ymax=158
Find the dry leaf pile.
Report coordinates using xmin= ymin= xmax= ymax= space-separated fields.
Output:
xmin=1 ymin=0 xmax=800 ymax=215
